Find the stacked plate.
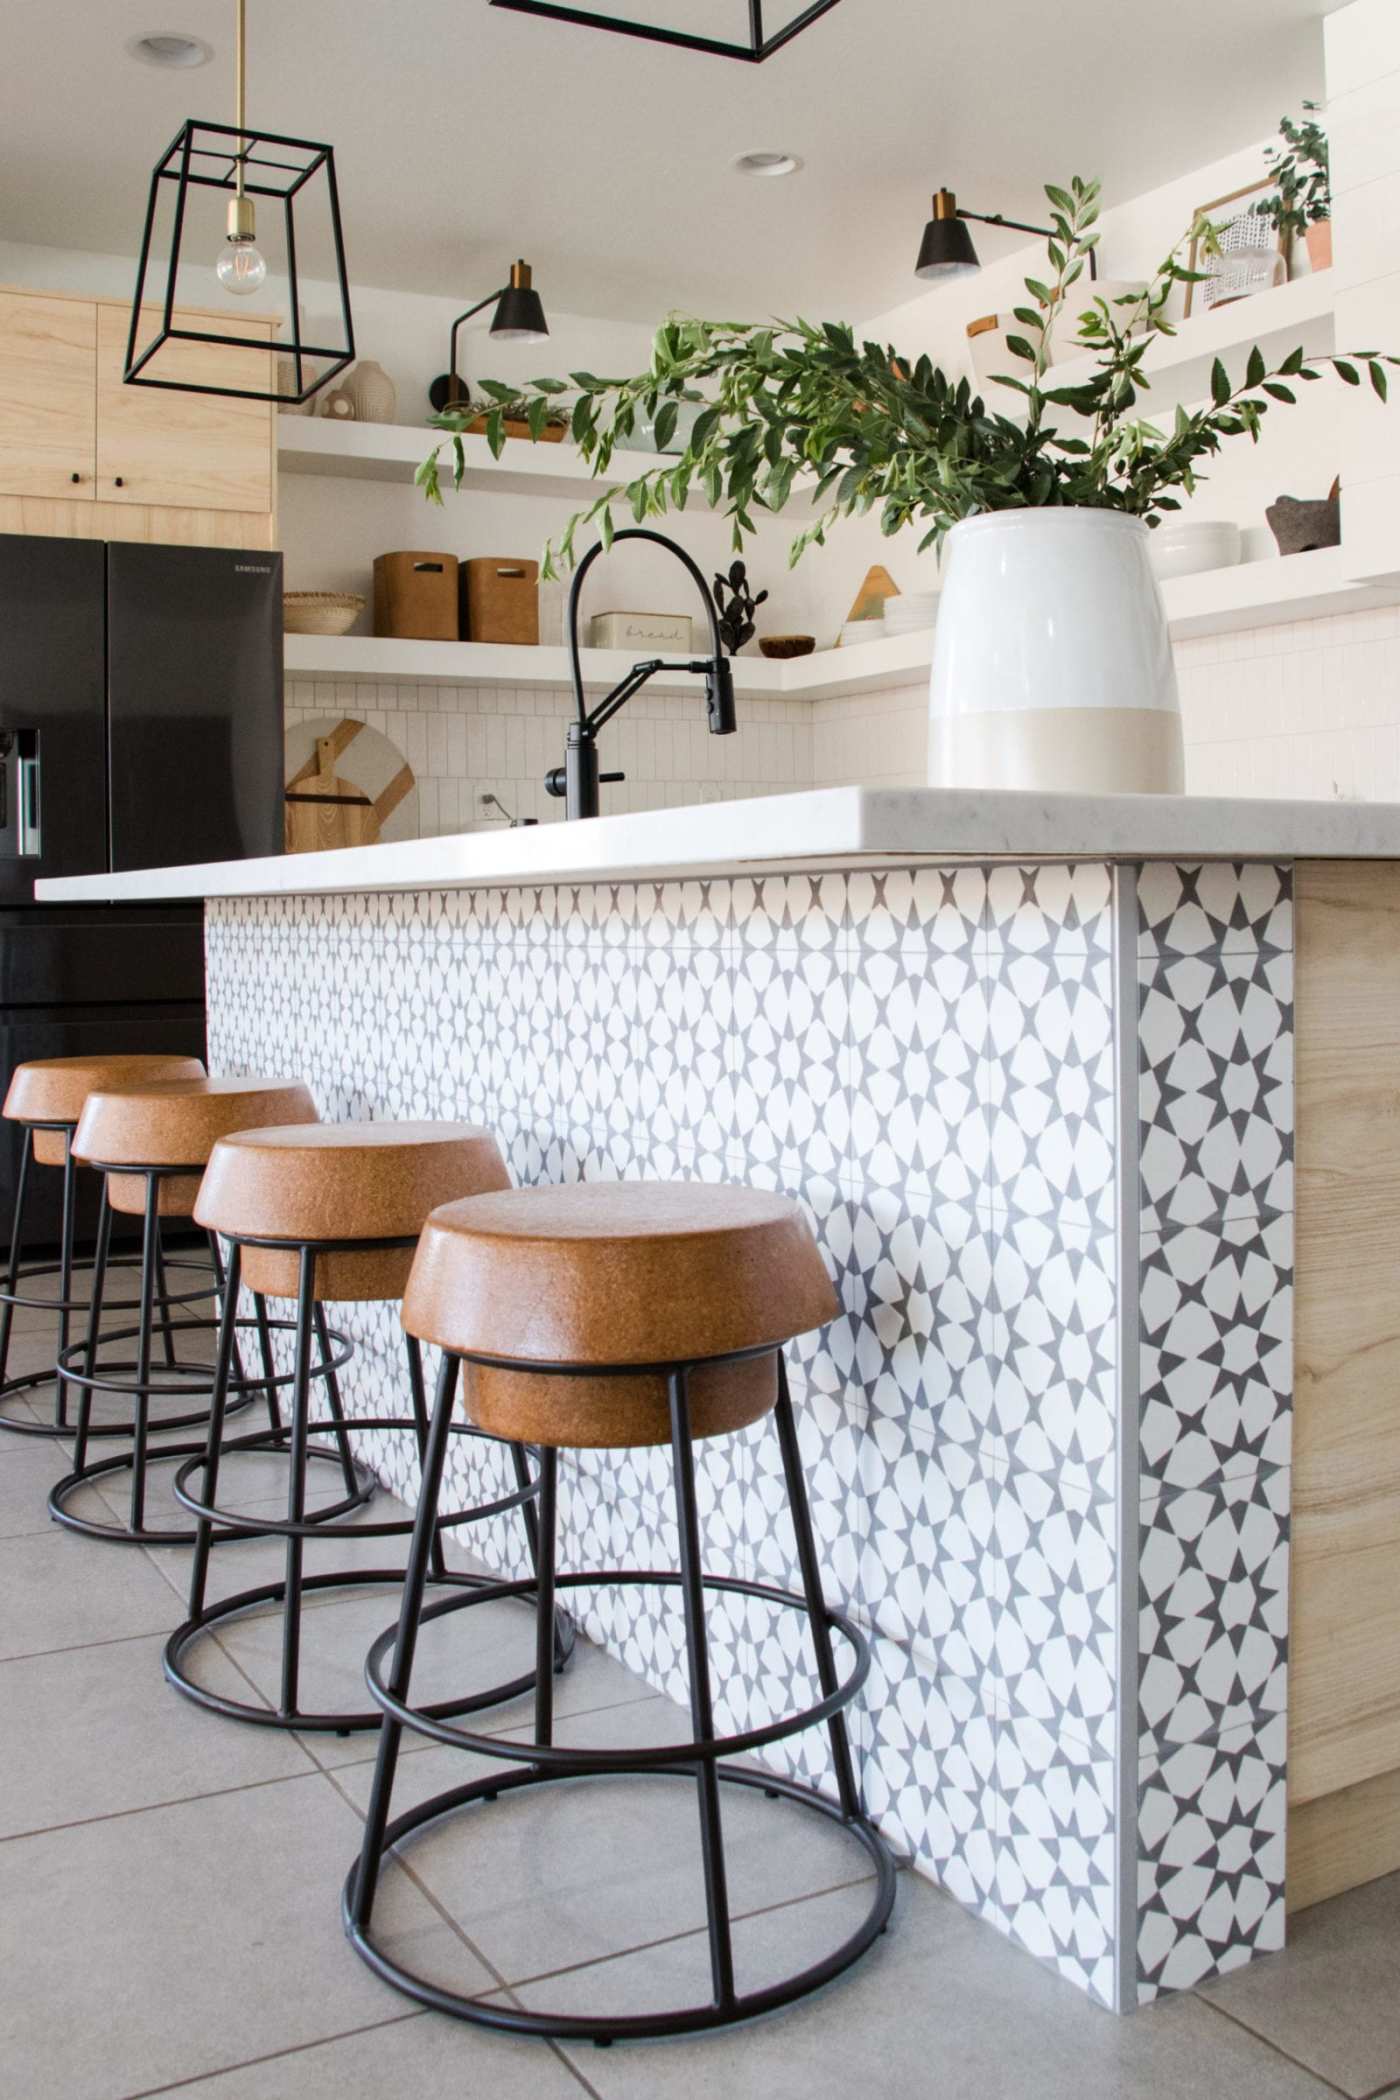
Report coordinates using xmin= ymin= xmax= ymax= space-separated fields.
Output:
xmin=883 ymin=592 xmax=938 ymax=634
xmin=840 ymin=617 xmax=885 ymax=646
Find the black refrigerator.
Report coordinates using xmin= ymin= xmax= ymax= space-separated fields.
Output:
xmin=0 ymin=534 xmax=284 ymax=1246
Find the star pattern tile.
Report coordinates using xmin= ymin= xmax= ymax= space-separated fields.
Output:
xmin=206 ymin=852 xmax=1296 ymax=2018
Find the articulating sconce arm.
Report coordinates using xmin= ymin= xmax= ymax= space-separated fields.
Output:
xmin=546 ymin=527 xmax=736 ymax=821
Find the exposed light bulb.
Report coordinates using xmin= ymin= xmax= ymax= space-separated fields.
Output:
xmin=216 ymin=239 xmax=267 ymax=295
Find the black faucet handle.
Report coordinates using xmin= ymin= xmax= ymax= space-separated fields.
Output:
xmin=705 ymin=654 xmax=736 ymax=736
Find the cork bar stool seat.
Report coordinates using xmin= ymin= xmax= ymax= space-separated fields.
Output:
xmin=0 ymin=1052 xmax=207 ymax=1439
xmin=344 ymin=1180 xmax=897 ymax=2046
xmin=164 ymin=1122 xmax=570 ymax=1737
xmin=47 ymin=1078 xmax=320 ymax=1547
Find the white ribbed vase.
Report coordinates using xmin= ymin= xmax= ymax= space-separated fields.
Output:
xmin=928 ymin=509 xmax=1184 ymax=794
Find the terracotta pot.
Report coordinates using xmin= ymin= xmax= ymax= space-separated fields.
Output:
xmin=1305 ymin=219 xmax=1333 ymax=273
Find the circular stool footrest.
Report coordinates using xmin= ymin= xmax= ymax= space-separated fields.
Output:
xmin=163 ymin=1568 xmax=552 ymax=1734
xmin=171 ymin=1421 xmax=538 ymax=1541
xmin=55 ymin=1314 xmax=352 ymax=1401
xmin=47 ymin=1439 xmax=256 ymax=1547
xmin=366 ymin=1567 xmax=872 ymax=1768
xmin=342 ymin=1763 xmax=898 ymax=2041
xmin=0 ymin=1251 xmax=215 ymax=1318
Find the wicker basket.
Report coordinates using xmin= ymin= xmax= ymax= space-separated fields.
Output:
xmin=283 ymin=591 xmax=366 ymax=637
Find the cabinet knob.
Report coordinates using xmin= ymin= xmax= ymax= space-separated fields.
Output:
xmin=113 ymin=476 xmax=124 ymax=488
xmin=70 ymin=472 xmax=81 ymax=485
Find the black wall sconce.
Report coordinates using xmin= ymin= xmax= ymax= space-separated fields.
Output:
xmin=490 ymin=0 xmax=843 ymax=63
xmin=915 ymin=188 xmax=1099 ymax=285
xmin=428 ymin=262 xmax=549 ymax=414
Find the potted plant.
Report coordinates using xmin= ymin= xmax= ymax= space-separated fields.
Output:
xmin=1253 ymin=103 xmax=1332 ymax=274
xmin=419 ymin=175 xmax=1392 ymax=796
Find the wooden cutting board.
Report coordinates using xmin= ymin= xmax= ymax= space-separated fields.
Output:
xmin=284 ymin=719 xmax=414 ymax=853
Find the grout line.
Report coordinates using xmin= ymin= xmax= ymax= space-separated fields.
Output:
xmin=0 ymin=1762 xmax=326 ymax=1848
xmin=485 ymin=1868 xmax=882 ymax=1997
xmin=1190 ymin=1992 xmax=1355 ymax=2098
xmin=114 ymin=2009 xmax=427 ymax=2099
xmin=0 ymin=1623 xmax=181 ymax=1666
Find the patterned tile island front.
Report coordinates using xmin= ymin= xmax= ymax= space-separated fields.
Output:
xmin=204 ymin=853 xmax=1296 ymax=2015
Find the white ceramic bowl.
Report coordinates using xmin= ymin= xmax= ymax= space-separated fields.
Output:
xmin=1147 ymin=520 xmax=1242 ymax=582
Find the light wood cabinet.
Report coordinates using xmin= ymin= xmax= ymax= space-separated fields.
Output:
xmin=97 ymin=304 xmax=274 ymax=515
xmin=0 ymin=285 xmax=276 ymax=549
xmin=0 ymin=291 xmax=97 ymax=500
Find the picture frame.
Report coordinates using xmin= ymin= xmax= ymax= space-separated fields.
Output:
xmin=1184 ymin=176 xmax=1287 ymax=317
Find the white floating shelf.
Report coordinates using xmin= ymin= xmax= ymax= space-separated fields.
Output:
xmin=1041 ymin=271 xmax=1336 ymax=419
xmin=284 ymin=626 xmax=937 ymax=700
xmin=1159 ymin=543 xmax=1400 ymax=636
xmin=278 ymin=416 xmax=670 ymax=497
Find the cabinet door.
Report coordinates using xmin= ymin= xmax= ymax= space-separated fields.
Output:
xmin=0 ymin=292 xmax=97 ymax=499
xmin=96 ymin=303 xmax=274 ymax=514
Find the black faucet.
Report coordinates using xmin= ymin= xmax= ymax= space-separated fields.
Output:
xmin=544 ymin=527 xmax=736 ymax=820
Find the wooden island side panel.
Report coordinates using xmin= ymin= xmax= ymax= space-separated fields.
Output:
xmin=1290 ymin=858 xmax=1400 ymax=1910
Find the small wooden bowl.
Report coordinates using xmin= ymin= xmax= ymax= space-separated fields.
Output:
xmin=283 ymin=592 xmax=366 ymax=637
xmin=758 ymin=634 xmax=816 ymax=659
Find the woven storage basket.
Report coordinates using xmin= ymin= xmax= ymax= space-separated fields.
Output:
xmin=283 ymin=592 xmax=365 ymax=637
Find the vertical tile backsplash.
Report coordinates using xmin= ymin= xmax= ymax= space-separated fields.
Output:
xmin=289 ymin=603 xmax=1400 ymax=832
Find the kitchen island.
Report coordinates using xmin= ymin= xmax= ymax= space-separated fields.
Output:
xmin=39 ymin=786 xmax=1400 ymax=2014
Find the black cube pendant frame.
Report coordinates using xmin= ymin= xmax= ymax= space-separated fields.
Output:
xmin=124 ymin=118 xmax=355 ymax=407
xmin=489 ymin=0 xmax=842 ymax=63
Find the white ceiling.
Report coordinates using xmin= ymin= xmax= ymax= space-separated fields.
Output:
xmin=1 ymin=0 xmax=1339 ymax=323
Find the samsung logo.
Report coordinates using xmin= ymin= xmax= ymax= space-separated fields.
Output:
xmin=234 ymin=563 xmax=273 ymax=574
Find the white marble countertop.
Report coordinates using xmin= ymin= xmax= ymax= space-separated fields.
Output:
xmin=33 ymin=786 xmax=1400 ymax=903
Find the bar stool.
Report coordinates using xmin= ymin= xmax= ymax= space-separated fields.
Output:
xmin=0 ymin=1052 xmax=206 ymax=1437
xmin=344 ymin=1180 xmax=897 ymax=2044
xmin=164 ymin=1121 xmax=568 ymax=1735
xmin=48 ymin=1077 xmax=321 ymax=1544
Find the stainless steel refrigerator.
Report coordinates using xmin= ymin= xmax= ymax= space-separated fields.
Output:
xmin=0 ymin=534 xmax=284 ymax=1244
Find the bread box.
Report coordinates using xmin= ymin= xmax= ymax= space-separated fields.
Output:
xmin=373 ymin=552 xmax=459 ymax=641
xmin=460 ymin=557 xmax=540 ymax=646
xmin=588 ymin=610 xmax=693 ymax=652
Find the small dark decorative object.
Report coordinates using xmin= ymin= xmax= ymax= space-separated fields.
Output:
xmin=713 ymin=561 xmax=767 ymax=656
xmin=1267 ymin=480 xmax=1341 ymax=556
xmin=759 ymin=633 xmax=816 ymax=659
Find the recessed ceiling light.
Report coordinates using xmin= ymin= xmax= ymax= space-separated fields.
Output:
xmin=733 ymin=151 xmax=803 ymax=179
xmin=125 ymin=30 xmax=214 ymax=68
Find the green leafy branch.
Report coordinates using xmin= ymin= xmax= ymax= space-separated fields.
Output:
xmin=415 ymin=172 xmax=1394 ymax=577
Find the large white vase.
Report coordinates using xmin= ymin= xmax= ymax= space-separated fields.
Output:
xmin=928 ymin=509 xmax=1184 ymax=794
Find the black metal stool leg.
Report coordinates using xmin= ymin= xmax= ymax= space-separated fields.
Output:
xmin=153 ymin=1217 xmax=179 ymax=1372
xmin=71 ymin=1184 xmax=114 ymax=1478
xmin=405 ymin=1334 xmax=449 ymax=1583
xmin=127 ymin=1175 xmax=161 ymax=1536
xmin=280 ymin=1247 xmax=317 ymax=1719
xmin=249 ymin=1278 xmax=281 ymax=1434
xmin=187 ymin=1243 xmax=243 ymax=1620
xmin=350 ymin=1352 xmax=460 ymax=1932
xmin=315 ymin=1298 xmax=361 ymax=1501
xmin=772 ymin=1353 xmax=863 ymax=1822
xmin=52 ymin=1132 xmax=78 ymax=1427
xmin=668 ymin=1365 xmax=736 ymax=2013
xmin=0 ymin=1130 xmax=31 ymax=1397
xmin=532 ymin=1449 xmax=558 ymax=1749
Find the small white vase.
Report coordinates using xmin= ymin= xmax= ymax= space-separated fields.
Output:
xmin=928 ymin=509 xmax=1183 ymax=795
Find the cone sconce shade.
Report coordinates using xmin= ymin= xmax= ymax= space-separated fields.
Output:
xmin=489 ymin=0 xmax=843 ymax=63
xmin=915 ymin=191 xmax=981 ymax=282
xmin=490 ymin=262 xmax=549 ymax=342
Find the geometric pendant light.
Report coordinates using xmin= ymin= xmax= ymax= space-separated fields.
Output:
xmin=124 ymin=0 xmax=354 ymax=404
xmin=489 ymin=0 xmax=844 ymax=63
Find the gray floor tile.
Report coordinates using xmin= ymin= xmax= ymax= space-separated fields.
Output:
xmin=0 ymin=1436 xmax=69 ymax=1537
xmin=0 ymin=1632 xmax=316 ymax=1840
xmin=0 ymin=1769 xmax=481 ymax=2100
xmin=1196 ymin=1872 xmax=1400 ymax=2098
xmin=137 ymin=2009 xmax=592 ymax=2097
xmin=531 ymin=1880 xmax=1338 ymax=2099
xmin=0 ymin=1528 xmax=181 ymax=1660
